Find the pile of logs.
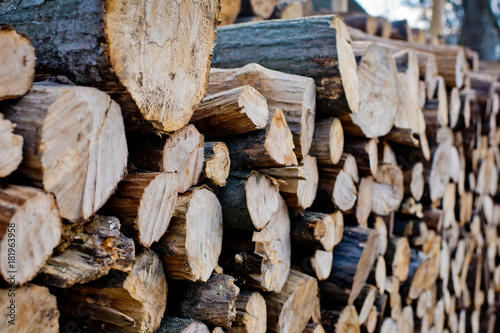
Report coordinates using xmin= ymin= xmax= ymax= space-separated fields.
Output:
xmin=0 ymin=1 xmax=499 ymax=333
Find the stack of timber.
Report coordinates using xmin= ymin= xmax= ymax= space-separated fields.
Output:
xmin=0 ymin=2 xmax=498 ymax=333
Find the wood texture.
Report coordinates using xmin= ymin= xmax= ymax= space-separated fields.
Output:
xmin=0 ymin=114 xmax=23 ymax=178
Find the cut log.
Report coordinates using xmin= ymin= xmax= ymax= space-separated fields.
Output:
xmin=429 ymin=142 xmax=460 ymax=202
xmin=203 ymin=142 xmax=231 ymax=187
xmin=1 ymin=84 xmax=127 ymax=220
xmin=272 ymin=0 xmax=311 ymax=19
xmin=0 ymin=284 xmax=59 ymax=332
xmin=155 ymin=186 xmax=222 ymax=282
xmin=320 ymin=226 xmax=379 ymax=304
xmin=156 ymin=317 xmax=210 ymax=333
xmin=0 ymin=184 xmax=61 ymax=285
xmin=344 ymin=176 xmax=373 ymax=227
xmin=310 ymin=118 xmax=344 ymax=165
xmin=290 ymin=210 xmax=343 ymax=251
xmin=208 ymin=63 xmax=316 ymax=159
xmin=367 ymin=255 xmax=387 ymax=295
xmin=102 ymin=172 xmax=178 ymax=247
xmin=264 ymin=269 xmax=320 ymax=333
xmin=127 ymin=124 xmax=204 ymax=193
xmin=0 ymin=24 xmax=35 ymax=101
xmin=244 ymin=0 xmax=277 ymax=18
xmin=169 ymin=274 xmax=240 ymax=329
xmin=317 ymin=168 xmax=358 ymax=212
xmin=303 ymin=323 xmax=326 ymax=333
xmin=220 ymin=0 xmax=242 ymax=25
xmin=371 ymin=164 xmax=404 ymax=216
xmin=260 ymin=155 xmax=319 ymax=210
xmin=321 ymin=305 xmax=360 ymax=333
xmin=342 ymin=137 xmax=378 ymax=176
xmin=191 ymin=85 xmax=269 ymax=137
xmin=384 ymin=236 xmax=411 ymax=282
xmin=353 ymin=284 xmax=378 ymax=325
xmin=226 ymin=290 xmax=267 ymax=333
xmin=0 ymin=114 xmax=23 ymax=177
xmin=224 ymin=108 xmax=298 ymax=168
xmin=310 ymin=250 xmax=334 ymax=281
xmin=400 ymin=249 xmax=431 ymax=301
xmin=0 ymin=0 xmax=220 ymax=132
xmin=57 ymin=250 xmax=167 ymax=333
xmin=37 ymin=215 xmax=135 ymax=288
xmin=219 ymin=171 xmax=280 ymax=231
xmin=212 ymin=15 xmax=360 ymax=115
xmin=406 ymin=162 xmax=425 ymax=201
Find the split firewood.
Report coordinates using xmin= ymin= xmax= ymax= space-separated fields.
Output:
xmin=208 ymin=63 xmax=316 ymax=159
xmin=404 ymin=162 xmax=425 ymax=201
xmin=226 ymin=290 xmax=267 ymax=333
xmin=224 ymin=108 xmax=298 ymax=169
xmin=168 ymin=274 xmax=240 ymax=329
xmin=341 ymin=13 xmax=391 ymax=38
xmin=222 ymin=196 xmax=291 ymax=292
xmin=272 ymin=0 xmax=312 ymax=19
xmin=353 ymin=284 xmax=378 ymax=325
xmin=449 ymin=87 xmax=462 ymax=129
xmin=264 ymin=269 xmax=320 ymax=333
xmin=57 ymin=250 xmax=167 ymax=333
xmin=1 ymin=84 xmax=127 ymax=220
xmin=0 ymin=285 xmax=59 ymax=332
xmin=202 ymin=142 xmax=231 ymax=187
xmin=290 ymin=210 xmax=343 ymax=252
xmin=342 ymin=137 xmax=378 ymax=176
xmin=321 ymin=305 xmax=360 ymax=333
xmin=220 ymin=0 xmax=242 ymax=25
xmin=303 ymin=322 xmax=326 ymax=333
xmin=364 ymin=305 xmax=379 ymax=333
xmin=379 ymin=318 xmax=398 ymax=333
xmin=320 ymin=226 xmax=379 ymax=304
xmin=127 ymin=124 xmax=204 ymax=193
xmin=393 ymin=218 xmax=428 ymax=247
xmin=155 ymin=186 xmax=222 ymax=282
xmin=156 ymin=317 xmax=210 ymax=333
xmin=190 ymin=85 xmax=269 ymax=137
xmin=367 ymin=255 xmax=387 ymax=295
xmin=371 ymin=164 xmax=404 ymax=216
xmin=384 ymin=236 xmax=411 ymax=282
xmin=219 ymin=171 xmax=280 ymax=231
xmin=260 ymin=155 xmax=318 ymax=210
xmin=341 ymin=43 xmax=399 ymax=138
xmin=240 ymin=0 xmax=277 ymax=18
xmin=37 ymin=215 xmax=135 ymax=288
xmin=344 ymin=176 xmax=374 ymax=227
xmin=102 ymin=172 xmax=178 ymax=247
xmin=390 ymin=20 xmax=412 ymax=41
xmin=310 ymin=250 xmax=334 ymax=281
xmin=310 ymin=118 xmax=344 ymax=165
xmin=212 ymin=15 xmax=360 ymax=115
xmin=0 ymin=114 xmax=23 ymax=178
xmin=429 ymin=142 xmax=460 ymax=202
xmin=0 ymin=24 xmax=35 ymax=101
xmin=400 ymin=249 xmax=432 ymax=301
xmin=0 ymin=0 xmax=220 ymax=132
xmin=0 ymin=184 xmax=61 ymax=285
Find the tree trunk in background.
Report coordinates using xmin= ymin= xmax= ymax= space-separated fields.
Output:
xmin=460 ymin=0 xmax=500 ymax=61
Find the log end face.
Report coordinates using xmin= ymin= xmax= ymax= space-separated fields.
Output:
xmin=239 ymin=85 xmax=269 ymax=130
xmin=296 ymin=155 xmax=319 ymax=211
xmin=0 ymin=114 xmax=23 ymax=177
xmin=204 ymin=142 xmax=230 ymax=187
xmin=330 ymin=118 xmax=344 ymax=165
xmin=332 ymin=170 xmax=357 ymax=212
xmin=265 ymin=109 xmax=298 ymax=167
xmin=246 ymin=172 xmax=281 ymax=230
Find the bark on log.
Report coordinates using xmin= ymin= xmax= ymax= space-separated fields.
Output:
xmin=0 ymin=0 xmax=220 ymax=132
xmin=290 ymin=210 xmax=343 ymax=252
xmin=155 ymin=186 xmax=222 ymax=282
xmin=384 ymin=236 xmax=411 ymax=282
xmin=1 ymin=84 xmax=127 ymax=220
xmin=168 ymin=274 xmax=240 ymax=329
xmin=156 ymin=317 xmax=210 ymax=333
xmin=37 ymin=215 xmax=135 ymax=288
xmin=372 ymin=164 xmax=404 ymax=216
xmin=320 ymin=226 xmax=379 ymax=304
xmin=260 ymin=155 xmax=318 ymax=211
xmin=264 ymin=269 xmax=321 ymax=333
xmin=212 ymin=15 xmax=360 ymax=115
xmin=310 ymin=117 xmax=344 ymax=165
xmin=226 ymin=290 xmax=267 ymax=333
xmin=57 ymin=250 xmax=167 ymax=333
xmin=224 ymin=108 xmax=298 ymax=169
xmin=191 ymin=85 xmax=269 ymax=137
xmin=0 ymin=114 xmax=22 ymax=178
xmin=0 ymin=184 xmax=61 ymax=285
xmin=207 ymin=63 xmax=316 ymax=159
xmin=317 ymin=168 xmax=358 ymax=212
xmin=342 ymin=137 xmax=378 ymax=176
xmin=127 ymin=124 xmax=204 ymax=193
xmin=218 ymin=171 xmax=280 ymax=231
xmin=353 ymin=284 xmax=378 ymax=325
xmin=0 ymin=24 xmax=35 ymax=101
xmin=0 ymin=284 xmax=59 ymax=332
xmin=202 ymin=141 xmax=231 ymax=187
xmin=102 ymin=172 xmax=178 ymax=247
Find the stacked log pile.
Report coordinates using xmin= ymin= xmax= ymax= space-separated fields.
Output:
xmin=0 ymin=1 xmax=498 ymax=333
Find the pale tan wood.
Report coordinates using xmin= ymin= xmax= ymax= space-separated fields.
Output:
xmin=157 ymin=317 xmax=210 ymax=333
xmin=385 ymin=237 xmax=411 ymax=282
xmin=103 ymin=172 xmax=178 ymax=247
xmin=311 ymin=249 xmax=333 ymax=281
xmin=333 ymin=305 xmax=361 ymax=333
xmin=310 ymin=118 xmax=344 ymax=165
xmin=128 ymin=124 xmax=204 ymax=193
xmin=203 ymin=142 xmax=231 ymax=187
xmin=0 ymin=25 xmax=35 ymax=101
xmin=0 ymin=284 xmax=59 ymax=332
xmin=353 ymin=284 xmax=378 ymax=325
xmin=208 ymin=63 xmax=316 ymax=159
xmin=0 ymin=184 xmax=61 ymax=285
xmin=371 ymin=164 xmax=404 ymax=216
xmin=37 ymin=215 xmax=135 ymax=288
xmin=430 ymin=0 xmax=444 ymax=44
xmin=318 ymin=168 xmax=358 ymax=212
xmin=220 ymin=0 xmax=242 ymax=25
xmin=58 ymin=250 xmax=167 ymax=333
xmin=429 ymin=142 xmax=460 ymax=202
xmin=249 ymin=0 xmax=277 ymax=18
xmin=0 ymin=114 xmax=23 ymax=177
xmin=156 ymin=186 xmax=222 ymax=282
xmin=291 ymin=210 xmax=343 ymax=252
xmin=303 ymin=323 xmax=325 ymax=333
xmin=226 ymin=290 xmax=267 ymax=333
xmin=191 ymin=85 xmax=269 ymax=137
xmin=380 ymin=318 xmax=398 ymax=333
xmin=1 ymin=84 xmax=127 ymax=220
xmin=264 ymin=269 xmax=320 ymax=333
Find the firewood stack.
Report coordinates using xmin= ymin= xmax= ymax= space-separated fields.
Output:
xmin=0 ymin=1 xmax=498 ymax=333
